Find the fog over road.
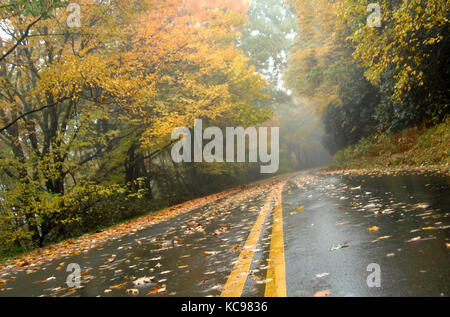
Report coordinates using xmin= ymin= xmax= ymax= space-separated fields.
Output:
xmin=0 ymin=170 xmax=449 ymax=297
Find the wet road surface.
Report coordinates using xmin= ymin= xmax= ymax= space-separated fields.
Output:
xmin=284 ymin=172 xmax=449 ymax=297
xmin=0 ymin=170 xmax=449 ymax=297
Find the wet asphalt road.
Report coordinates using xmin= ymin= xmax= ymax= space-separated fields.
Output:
xmin=283 ymin=172 xmax=449 ymax=297
xmin=0 ymin=170 xmax=449 ymax=297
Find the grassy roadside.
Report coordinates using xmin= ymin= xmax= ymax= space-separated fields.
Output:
xmin=329 ymin=118 xmax=450 ymax=170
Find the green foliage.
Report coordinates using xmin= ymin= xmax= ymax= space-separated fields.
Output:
xmin=331 ymin=117 xmax=450 ymax=169
xmin=339 ymin=0 xmax=450 ymax=131
xmin=240 ymin=0 xmax=297 ymax=87
xmin=1 ymin=0 xmax=67 ymax=18
xmin=0 ymin=180 xmax=146 ymax=250
xmin=322 ymin=66 xmax=380 ymax=154
xmin=287 ymin=0 xmax=450 ymax=155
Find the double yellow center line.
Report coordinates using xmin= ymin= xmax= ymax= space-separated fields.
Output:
xmin=264 ymin=192 xmax=287 ymax=297
xmin=220 ymin=181 xmax=286 ymax=297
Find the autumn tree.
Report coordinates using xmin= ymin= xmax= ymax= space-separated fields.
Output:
xmin=285 ymin=0 xmax=382 ymax=153
xmin=239 ymin=0 xmax=297 ymax=88
xmin=0 ymin=0 xmax=270 ymax=250
xmin=339 ymin=0 xmax=450 ymax=130
xmin=0 ymin=0 xmax=67 ymax=62
xmin=286 ymin=0 xmax=449 ymax=154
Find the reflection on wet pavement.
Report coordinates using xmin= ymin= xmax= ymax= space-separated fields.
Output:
xmin=284 ymin=172 xmax=449 ymax=297
xmin=0 ymin=171 xmax=448 ymax=297
xmin=0 ymin=179 xmax=280 ymax=297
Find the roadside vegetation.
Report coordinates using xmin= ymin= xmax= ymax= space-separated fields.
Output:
xmin=331 ymin=118 xmax=450 ymax=169
xmin=285 ymin=0 xmax=449 ymax=171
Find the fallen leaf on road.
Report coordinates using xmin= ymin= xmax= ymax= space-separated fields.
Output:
xmin=204 ymin=251 xmax=219 ymax=256
xmin=33 ymin=279 xmax=50 ymax=285
xmin=230 ymin=245 xmax=240 ymax=252
xmin=372 ymin=235 xmax=391 ymax=243
xmin=255 ymin=278 xmax=272 ymax=284
xmin=133 ymin=277 xmax=153 ymax=286
xmin=148 ymin=284 xmax=167 ymax=294
xmin=314 ymin=289 xmax=332 ymax=297
xmin=126 ymin=288 xmax=139 ymax=295
xmin=330 ymin=242 xmax=348 ymax=251
xmin=407 ymin=236 xmax=436 ymax=243
xmin=314 ymin=273 xmax=329 ymax=279
xmin=407 ymin=236 xmax=422 ymax=243
xmin=110 ymin=282 xmax=127 ymax=289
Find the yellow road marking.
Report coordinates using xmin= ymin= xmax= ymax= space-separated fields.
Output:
xmin=220 ymin=185 xmax=280 ymax=297
xmin=264 ymin=192 xmax=287 ymax=297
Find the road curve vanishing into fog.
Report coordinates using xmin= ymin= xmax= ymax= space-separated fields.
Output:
xmin=0 ymin=169 xmax=449 ymax=297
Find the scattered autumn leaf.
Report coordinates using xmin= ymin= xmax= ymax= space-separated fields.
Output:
xmin=372 ymin=235 xmax=391 ymax=243
xmin=230 ymin=245 xmax=240 ymax=252
xmin=255 ymin=278 xmax=272 ymax=284
xmin=314 ymin=289 xmax=332 ymax=297
xmin=110 ymin=282 xmax=127 ymax=289
xmin=407 ymin=236 xmax=422 ymax=243
xmin=203 ymin=251 xmax=218 ymax=256
xmin=148 ymin=284 xmax=167 ymax=295
xmin=126 ymin=288 xmax=139 ymax=295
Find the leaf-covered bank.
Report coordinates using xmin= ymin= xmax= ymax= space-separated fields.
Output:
xmin=330 ymin=118 xmax=450 ymax=170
